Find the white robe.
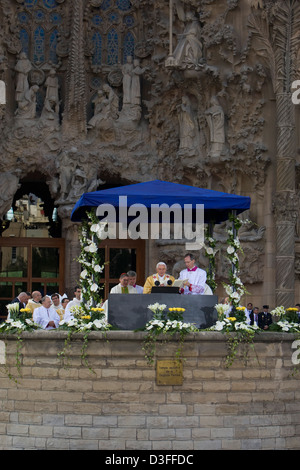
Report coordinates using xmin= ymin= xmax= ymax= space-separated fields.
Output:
xmin=179 ymin=267 xmax=207 ymax=295
xmin=33 ymin=305 xmax=60 ymax=329
xmin=110 ymin=284 xmax=137 ymax=294
xmin=132 ymin=284 xmax=143 ymax=293
xmin=103 ymin=284 xmax=137 ymax=317
xmin=63 ymin=298 xmax=82 ymax=322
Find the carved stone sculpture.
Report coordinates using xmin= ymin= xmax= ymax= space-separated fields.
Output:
xmin=173 ymin=11 xmax=203 ymax=69
xmin=0 ymin=80 xmax=5 ymax=104
xmin=122 ymin=56 xmax=134 ymax=106
xmin=88 ymin=83 xmax=119 ymax=138
xmin=45 ymin=69 xmax=59 ymax=113
xmin=205 ymin=96 xmax=226 ymax=158
xmin=0 ymin=172 xmax=20 ymax=219
xmin=15 ymin=52 xmax=32 ymax=104
xmin=177 ymin=95 xmax=199 ymax=155
xmin=131 ymin=59 xmax=145 ymax=107
xmin=15 ymin=84 xmax=39 ymax=120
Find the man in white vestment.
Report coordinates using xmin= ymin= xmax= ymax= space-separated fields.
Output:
xmin=102 ymin=273 xmax=137 ymax=317
xmin=110 ymin=273 xmax=137 ymax=294
xmin=27 ymin=290 xmax=42 ymax=316
xmin=51 ymin=292 xmax=64 ymax=320
xmin=63 ymin=286 xmax=82 ymax=322
xmin=127 ymin=270 xmax=144 ymax=293
xmin=33 ymin=296 xmax=60 ymax=329
xmin=178 ymin=253 xmax=208 ymax=295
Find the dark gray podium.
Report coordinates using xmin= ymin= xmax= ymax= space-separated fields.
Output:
xmin=107 ymin=294 xmax=218 ymax=330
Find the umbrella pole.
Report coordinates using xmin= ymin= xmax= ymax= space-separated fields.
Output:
xmin=208 ymin=220 xmax=214 ymax=284
xmin=231 ymin=210 xmax=237 ymax=292
xmin=91 ymin=233 xmax=96 ymax=308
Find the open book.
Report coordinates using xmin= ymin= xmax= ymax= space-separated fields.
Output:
xmin=172 ymin=279 xmax=188 ymax=288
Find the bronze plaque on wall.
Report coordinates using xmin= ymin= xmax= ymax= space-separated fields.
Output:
xmin=156 ymin=360 xmax=183 ymax=385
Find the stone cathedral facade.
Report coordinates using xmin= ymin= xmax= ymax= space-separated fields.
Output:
xmin=0 ymin=0 xmax=299 ymax=309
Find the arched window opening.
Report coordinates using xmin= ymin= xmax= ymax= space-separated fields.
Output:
xmin=90 ymin=0 xmax=135 ymax=67
xmin=1 ymin=181 xmax=61 ymax=239
xmin=33 ymin=26 xmax=45 ymax=64
xmin=17 ymin=0 xmax=61 ymax=66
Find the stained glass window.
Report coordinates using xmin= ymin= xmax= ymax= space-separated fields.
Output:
xmin=123 ymin=32 xmax=134 ymax=63
xmin=24 ymin=0 xmax=38 ymax=8
xmin=33 ymin=26 xmax=45 ymax=63
xmin=92 ymin=15 xmax=103 ymax=26
xmin=92 ymin=32 xmax=102 ymax=65
xmin=43 ymin=0 xmax=57 ymax=9
xmin=17 ymin=0 xmax=60 ymax=65
xmin=107 ymin=28 xmax=118 ymax=65
xmin=35 ymin=9 xmax=45 ymax=22
xmin=101 ymin=0 xmax=112 ymax=10
xmin=123 ymin=14 xmax=134 ymax=27
xmin=49 ymin=30 xmax=58 ymax=64
xmin=91 ymin=0 xmax=134 ymax=66
xmin=50 ymin=12 xmax=62 ymax=25
xmin=18 ymin=12 xmax=29 ymax=24
xmin=20 ymin=29 xmax=29 ymax=57
xmin=116 ymin=0 xmax=131 ymax=11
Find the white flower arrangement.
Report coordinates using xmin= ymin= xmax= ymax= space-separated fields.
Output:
xmin=209 ymin=317 xmax=258 ymax=333
xmin=276 ymin=320 xmax=300 ymax=333
xmin=222 ymin=214 xmax=247 ymax=307
xmin=214 ymin=303 xmax=230 ymax=317
xmin=270 ymin=305 xmax=285 ymax=316
xmin=6 ymin=302 xmax=20 ymax=318
xmin=147 ymin=303 xmax=167 ymax=314
xmin=0 ymin=305 xmax=41 ymax=333
xmin=142 ymin=303 xmax=198 ymax=364
xmin=77 ymin=210 xmax=105 ymax=310
xmin=204 ymin=226 xmax=217 ymax=292
xmin=59 ymin=317 xmax=111 ymax=332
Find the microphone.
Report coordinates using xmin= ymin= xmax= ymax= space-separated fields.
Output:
xmin=167 ymin=280 xmax=173 ymax=285
xmin=154 ymin=281 xmax=160 ymax=286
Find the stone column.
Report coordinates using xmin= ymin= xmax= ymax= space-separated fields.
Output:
xmin=274 ymin=93 xmax=297 ymax=307
xmin=62 ymin=0 xmax=87 ymax=137
xmin=57 ymin=205 xmax=81 ymax=298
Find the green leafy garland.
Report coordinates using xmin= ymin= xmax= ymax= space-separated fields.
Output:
xmin=0 ymin=305 xmax=41 ymax=382
xmin=77 ymin=210 xmax=105 ymax=310
xmin=204 ymin=225 xmax=217 ymax=292
xmin=57 ymin=210 xmax=110 ymax=369
xmin=223 ymin=214 xmax=247 ymax=307
xmin=142 ymin=303 xmax=199 ymax=365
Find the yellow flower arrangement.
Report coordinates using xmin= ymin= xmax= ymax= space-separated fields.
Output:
xmin=286 ymin=307 xmax=298 ymax=311
xmin=228 ymin=317 xmax=237 ymax=322
xmin=20 ymin=308 xmax=31 ymax=313
xmin=91 ymin=307 xmax=104 ymax=312
xmin=168 ymin=308 xmax=185 ymax=312
xmin=81 ymin=315 xmax=91 ymax=320
xmin=236 ymin=306 xmax=245 ymax=311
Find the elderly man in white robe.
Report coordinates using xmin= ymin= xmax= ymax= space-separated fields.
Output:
xmin=178 ymin=253 xmax=211 ymax=295
xmin=33 ymin=295 xmax=60 ymax=330
xmin=143 ymin=262 xmax=175 ymax=294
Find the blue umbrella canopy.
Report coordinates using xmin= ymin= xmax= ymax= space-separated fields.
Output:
xmin=71 ymin=180 xmax=251 ymax=223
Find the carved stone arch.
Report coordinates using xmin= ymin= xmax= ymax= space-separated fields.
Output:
xmin=12 ymin=172 xmax=62 ymax=238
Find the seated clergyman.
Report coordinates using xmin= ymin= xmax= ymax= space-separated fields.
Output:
xmin=102 ymin=273 xmax=137 ymax=317
xmin=33 ymin=295 xmax=60 ymax=330
xmin=110 ymin=273 xmax=138 ymax=294
xmin=143 ymin=262 xmax=175 ymax=294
